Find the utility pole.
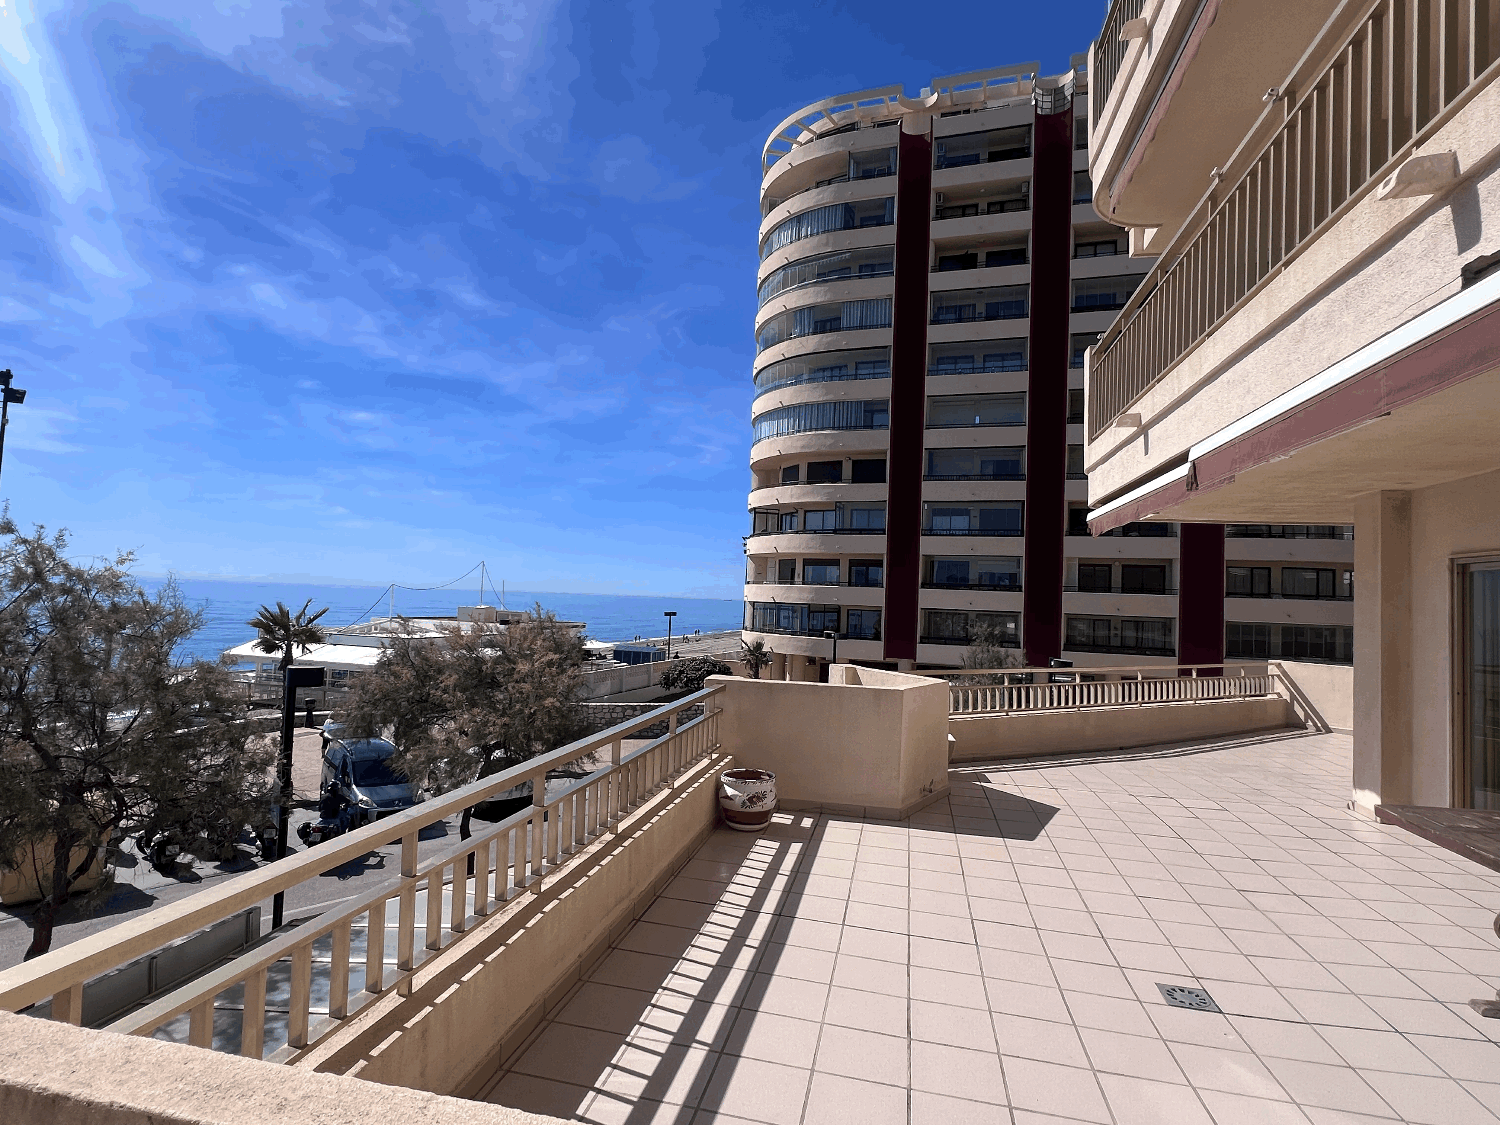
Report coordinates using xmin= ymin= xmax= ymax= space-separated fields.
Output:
xmin=663 ymin=611 xmax=677 ymax=660
xmin=0 ymin=370 xmax=28 ymax=488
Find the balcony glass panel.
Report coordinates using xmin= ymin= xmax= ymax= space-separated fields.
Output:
xmin=803 ymin=560 xmax=840 ymax=585
xmin=923 ymin=502 xmax=1023 ymax=535
xmin=921 ymin=610 xmax=1019 ymax=646
xmin=754 ymin=348 xmax=889 ymax=398
xmin=1065 ymin=615 xmax=1175 ymax=656
xmin=1071 ymin=274 xmax=1145 ymax=313
xmin=930 ymin=339 xmax=1026 ymax=375
xmin=844 ymin=608 xmax=882 ymax=639
xmin=926 ymin=393 xmax=1025 ymax=428
xmin=1225 ymin=525 xmax=1355 ymax=540
xmin=934 ymin=125 xmax=1030 ymax=169
xmin=925 ymin=555 xmax=1021 ymax=590
xmin=848 ymin=559 xmax=883 ymax=587
xmin=932 ymin=286 xmax=1028 ymax=323
xmin=926 ymin=447 xmax=1024 ymax=480
xmin=757 ymin=298 xmax=892 ymax=352
xmin=760 ymin=197 xmax=893 ymax=260
xmin=758 ymin=246 xmax=896 ymax=307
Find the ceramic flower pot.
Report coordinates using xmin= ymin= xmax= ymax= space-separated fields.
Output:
xmin=718 ymin=768 xmax=777 ymax=832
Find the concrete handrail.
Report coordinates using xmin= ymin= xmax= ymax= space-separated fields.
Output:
xmin=0 ymin=687 xmax=725 ymax=1040
xmin=946 ymin=663 xmax=1279 ymax=716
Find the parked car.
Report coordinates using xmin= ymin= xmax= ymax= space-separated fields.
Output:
xmin=319 ymin=737 xmax=420 ymax=826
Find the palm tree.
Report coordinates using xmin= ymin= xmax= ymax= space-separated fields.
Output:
xmin=739 ymin=638 xmax=774 ymax=680
xmin=248 ymin=600 xmax=328 ymax=924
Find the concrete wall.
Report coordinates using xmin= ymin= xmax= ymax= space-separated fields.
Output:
xmin=301 ymin=752 xmax=730 ymax=1098
xmin=709 ymin=667 xmax=950 ymax=819
xmin=0 ymin=1010 xmax=556 ymax=1125
xmin=949 ymin=697 xmax=1297 ymax=762
xmin=1278 ymin=661 xmax=1354 ymax=733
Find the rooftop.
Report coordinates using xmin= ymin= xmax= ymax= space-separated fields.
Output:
xmin=483 ymin=731 xmax=1500 ymax=1124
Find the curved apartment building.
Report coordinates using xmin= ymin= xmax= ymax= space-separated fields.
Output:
xmin=744 ymin=60 xmax=1354 ymax=675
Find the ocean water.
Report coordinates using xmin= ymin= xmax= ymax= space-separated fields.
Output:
xmin=139 ymin=578 xmax=743 ymax=665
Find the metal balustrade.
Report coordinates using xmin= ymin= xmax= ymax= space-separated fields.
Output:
xmin=1091 ymin=0 xmax=1146 ymax=127
xmin=1089 ymin=0 xmax=1500 ymax=439
xmin=0 ymin=688 xmax=724 ymax=1061
xmin=947 ymin=662 xmax=1278 ymax=715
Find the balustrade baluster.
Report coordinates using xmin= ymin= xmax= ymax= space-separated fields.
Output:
xmin=330 ymin=920 xmax=351 ymax=1018
xmin=189 ymin=996 xmax=215 ymax=1048
xmin=398 ymin=832 xmax=417 ymax=976
xmin=366 ymin=899 xmax=386 ymax=993
xmin=426 ymin=866 xmax=445 ymax=950
xmin=287 ymin=943 xmax=313 ymax=1048
xmin=240 ymin=969 xmax=267 ymax=1058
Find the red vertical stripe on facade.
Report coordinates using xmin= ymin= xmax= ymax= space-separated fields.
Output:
xmin=1021 ymin=102 xmax=1073 ymax=666
xmin=882 ymin=125 xmax=933 ymax=663
xmin=1177 ymin=523 xmax=1226 ymax=667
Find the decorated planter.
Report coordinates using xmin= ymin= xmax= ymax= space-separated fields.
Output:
xmin=718 ymin=768 xmax=777 ymax=832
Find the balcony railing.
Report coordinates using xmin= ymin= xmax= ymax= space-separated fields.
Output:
xmin=922 ymin=527 xmax=1024 ymax=537
xmin=0 ymin=691 xmax=722 ymax=1059
xmin=748 ymin=526 xmax=887 ymax=537
xmin=1091 ymin=0 xmax=1146 ymax=127
xmin=948 ymin=661 xmax=1275 ymax=715
xmin=1064 ymin=583 xmax=1178 ymax=595
xmin=1088 ymin=0 xmax=1500 ymax=439
xmin=920 ymin=635 xmax=1021 ymax=647
xmin=1226 ymin=524 xmax=1354 ymax=540
xmin=922 ymin=581 xmax=1021 ymax=591
xmin=923 ymin=472 xmax=1025 ymax=481
xmin=1227 ymin=591 xmax=1354 ymax=602
xmin=1064 ymin=642 xmax=1176 ymax=657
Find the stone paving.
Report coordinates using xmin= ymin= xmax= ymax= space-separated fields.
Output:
xmin=483 ymin=731 xmax=1500 ymax=1123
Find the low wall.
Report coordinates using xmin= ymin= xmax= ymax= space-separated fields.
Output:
xmin=299 ymin=751 xmax=730 ymax=1098
xmin=576 ymin=701 xmax=704 ymax=738
xmin=710 ymin=666 xmax=950 ymax=819
xmin=1277 ymin=661 xmax=1354 ymax=733
xmin=948 ymin=697 xmax=1297 ymax=762
xmin=0 ymin=1010 xmax=556 ymax=1125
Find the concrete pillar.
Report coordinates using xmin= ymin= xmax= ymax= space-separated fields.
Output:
xmin=771 ymin=652 xmax=787 ymax=682
xmin=1352 ymin=491 xmax=1414 ymax=815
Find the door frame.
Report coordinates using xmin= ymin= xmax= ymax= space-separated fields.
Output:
xmin=1452 ymin=554 xmax=1500 ymax=809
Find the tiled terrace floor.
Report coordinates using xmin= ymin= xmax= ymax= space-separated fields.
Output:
xmin=482 ymin=732 xmax=1500 ymax=1124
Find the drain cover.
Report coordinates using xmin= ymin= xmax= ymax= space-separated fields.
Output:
xmin=1158 ymin=984 xmax=1220 ymax=1012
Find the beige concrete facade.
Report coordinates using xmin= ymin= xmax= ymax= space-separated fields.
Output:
xmin=1083 ymin=0 xmax=1500 ymax=813
xmin=745 ymin=63 xmax=1352 ymax=672
xmin=710 ymin=667 xmax=950 ymax=819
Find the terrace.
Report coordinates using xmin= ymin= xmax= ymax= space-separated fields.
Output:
xmin=485 ymin=730 xmax=1500 ymax=1125
xmin=3 ymin=667 xmax=1498 ymax=1124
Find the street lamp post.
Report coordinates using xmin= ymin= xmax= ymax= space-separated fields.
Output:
xmin=824 ymin=629 xmax=838 ymax=671
xmin=663 ymin=611 xmax=677 ymax=660
xmin=0 ymin=370 xmax=28 ymax=488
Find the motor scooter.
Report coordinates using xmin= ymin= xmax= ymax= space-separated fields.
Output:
xmin=297 ymin=786 xmax=355 ymax=847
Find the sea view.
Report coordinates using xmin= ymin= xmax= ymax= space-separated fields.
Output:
xmin=141 ymin=578 xmax=743 ymax=665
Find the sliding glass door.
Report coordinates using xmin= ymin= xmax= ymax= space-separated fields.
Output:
xmin=1460 ymin=561 xmax=1500 ymax=810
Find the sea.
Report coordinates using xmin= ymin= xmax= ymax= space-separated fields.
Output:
xmin=139 ymin=578 xmax=743 ymax=666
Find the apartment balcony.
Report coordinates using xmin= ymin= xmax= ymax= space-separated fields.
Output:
xmin=1083 ymin=6 xmax=1500 ymax=536
xmin=10 ymin=663 xmax=1500 ymax=1124
xmin=1088 ymin=0 xmax=1345 ymax=231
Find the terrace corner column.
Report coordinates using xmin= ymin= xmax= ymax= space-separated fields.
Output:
xmin=883 ymin=114 xmax=933 ymax=663
xmin=1021 ymin=79 xmax=1073 ymax=666
xmin=1178 ymin=523 xmax=1226 ymax=668
xmin=1352 ymin=490 xmax=1414 ymax=815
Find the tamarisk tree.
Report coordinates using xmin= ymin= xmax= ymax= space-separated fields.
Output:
xmin=339 ymin=605 xmax=587 ymax=841
xmin=0 ymin=519 xmax=271 ymax=958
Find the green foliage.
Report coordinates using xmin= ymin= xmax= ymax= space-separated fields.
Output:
xmin=738 ymin=639 xmax=774 ymax=680
xmin=659 ymin=656 xmax=733 ymax=694
xmin=338 ymin=605 xmax=588 ymax=835
xmin=0 ymin=518 xmax=272 ymax=958
xmin=961 ymin=617 xmax=1026 ymax=681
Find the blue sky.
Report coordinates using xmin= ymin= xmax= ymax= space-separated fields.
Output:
xmin=0 ymin=0 xmax=1102 ymax=597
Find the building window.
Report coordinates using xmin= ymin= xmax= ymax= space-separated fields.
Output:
xmin=1071 ymin=332 xmax=1101 ymax=369
xmin=776 ymin=559 xmax=796 ymax=584
xmin=806 ymin=460 xmax=842 ymax=484
xmin=1067 ymin=506 xmax=1090 ymax=535
xmin=1120 ymin=565 xmax=1167 ymax=594
xmin=1459 ymin=559 xmax=1500 ymax=810
xmin=1282 ymin=568 xmax=1338 ymax=599
xmin=803 ymin=560 xmax=839 ymax=585
xmin=760 ymin=197 xmax=893 ymax=260
xmin=923 ymin=502 xmax=1023 ymax=535
xmin=1076 ymin=564 xmax=1111 ymax=592
xmin=780 ymin=464 xmax=800 ymax=484
xmin=1074 ymin=239 xmax=1119 ymax=258
xmin=1068 ymin=388 xmax=1085 ymax=423
xmin=1067 ymin=445 xmax=1085 ymax=478
xmin=1071 ymin=275 xmax=1145 ymax=312
xmin=752 ymin=399 xmax=890 ymax=443
xmin=986 ymin=247 xmax=1027 ymax=267
xmin=850 ymin=459 xmax=886 ymax=484
xmin=927 ymin=556 xmax=1020 ymax=589
xmin=1072 ymin=171 xmax=1093 ymax=204
xmin=1225 ymin=622 xmax=1272 ymax=658
xmin=802 ymin=510 xmax=835 ymax=532
xmin=926 ymin=394 xmax=1026 ymax=428
xmin=1226 ymin=567 xmax=1271 ymax=596
xmin=925 ymin=447 xmax=1025 ymax=480
xmin=845 ymin=609 xmax=882 ymax=639
xmin=841 ymin=505 xmax=886 ymax=531
xmin=848 ymin=559 xmax=883 ymax=587
xmin=808 ymin=605 xmax=841 ymax=633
